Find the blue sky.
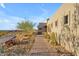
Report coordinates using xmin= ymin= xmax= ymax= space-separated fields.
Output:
xmin=0 ymin=3 xmax=62 ymax=30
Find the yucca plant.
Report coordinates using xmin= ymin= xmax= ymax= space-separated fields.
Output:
xmin=49 ymin=32 xmax=57 ymax=46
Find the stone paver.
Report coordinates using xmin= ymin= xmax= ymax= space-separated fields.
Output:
xmin=30 ymin=35 xmax=50 ymax=53
xmin=29 ymin=35 xmax=74 ymax=56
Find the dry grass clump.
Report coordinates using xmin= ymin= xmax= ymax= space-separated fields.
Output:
xmin=0 ymin=31 xmax=35 ymax=56
xmin=44 ymin=32 xmax=57 ymax=46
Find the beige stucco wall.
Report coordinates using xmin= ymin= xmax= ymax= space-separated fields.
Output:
xmin=48 ymin=3 xmax=75 ymax=34
xmin=47 ymin=3 xmax=79 ymax=55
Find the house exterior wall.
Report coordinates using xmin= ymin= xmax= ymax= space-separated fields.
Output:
xmin=47 ymin=3 xmax=79 ymax=55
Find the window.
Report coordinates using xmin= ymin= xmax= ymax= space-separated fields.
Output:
xmin=64 ymin=15 xmax=68 ymax=24
xmin=44 ymin=26 xmax=47 ymax=28
xmin=39 ymin=28 xmax=42 ymax=30
xmin=55 ymin=21 xmax=58 ymax=27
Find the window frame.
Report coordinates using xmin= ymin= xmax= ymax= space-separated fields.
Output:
xmin=64 ymin=15 xmax=68 ymax=24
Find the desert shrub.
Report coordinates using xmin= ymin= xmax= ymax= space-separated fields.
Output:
xmin=0 ymin=32 xmax=8 ymax=37
xmin=16 ymin=20 xmax=35 ymax=33
xmin=49 ymin=32 xmax=57 ymax=46
xmin=0 ymin=45 xmax=4 ymax=53
xmin=43 ymin=32 xmax=50 ymax=39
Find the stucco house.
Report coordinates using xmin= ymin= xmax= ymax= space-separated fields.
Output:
xmin=47 ymin=3 xmax=79 ymax=55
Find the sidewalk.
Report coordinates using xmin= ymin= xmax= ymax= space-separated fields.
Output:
xmin=29 ymin=35 xmax=74 ymax=56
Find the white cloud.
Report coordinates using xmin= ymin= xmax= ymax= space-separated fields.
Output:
xmin=4 ymin=19 xmax=10 ymax=23
xmin=40 ymin=7 xmax=49 ymax=17
xmin=0 ymin=20 xmax=2 ymax=23
xmin=10 ymin=24 xmax=16 ymax=27
xmin=0 ymin=9 xmax=27 ymax=30
xmin=0 ymin=6 xmax=48 ymax=30
xmin=0 ymin=19 xmax=10 ymax=23
xmin=0 ymin=3 xmax=5 ymax=8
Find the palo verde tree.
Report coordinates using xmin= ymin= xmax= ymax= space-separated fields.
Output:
xmin=16 ymin=20 xmax=35 ymax=33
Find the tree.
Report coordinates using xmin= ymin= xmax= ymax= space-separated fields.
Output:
xmin=16 ymin=20 xmax=35 ymax=32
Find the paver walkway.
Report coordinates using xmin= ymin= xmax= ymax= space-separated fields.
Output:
xmin=29 ymin=35 xmax=74 ymax=56
xmin=30 ymin=35 xmax=50 ymax=55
